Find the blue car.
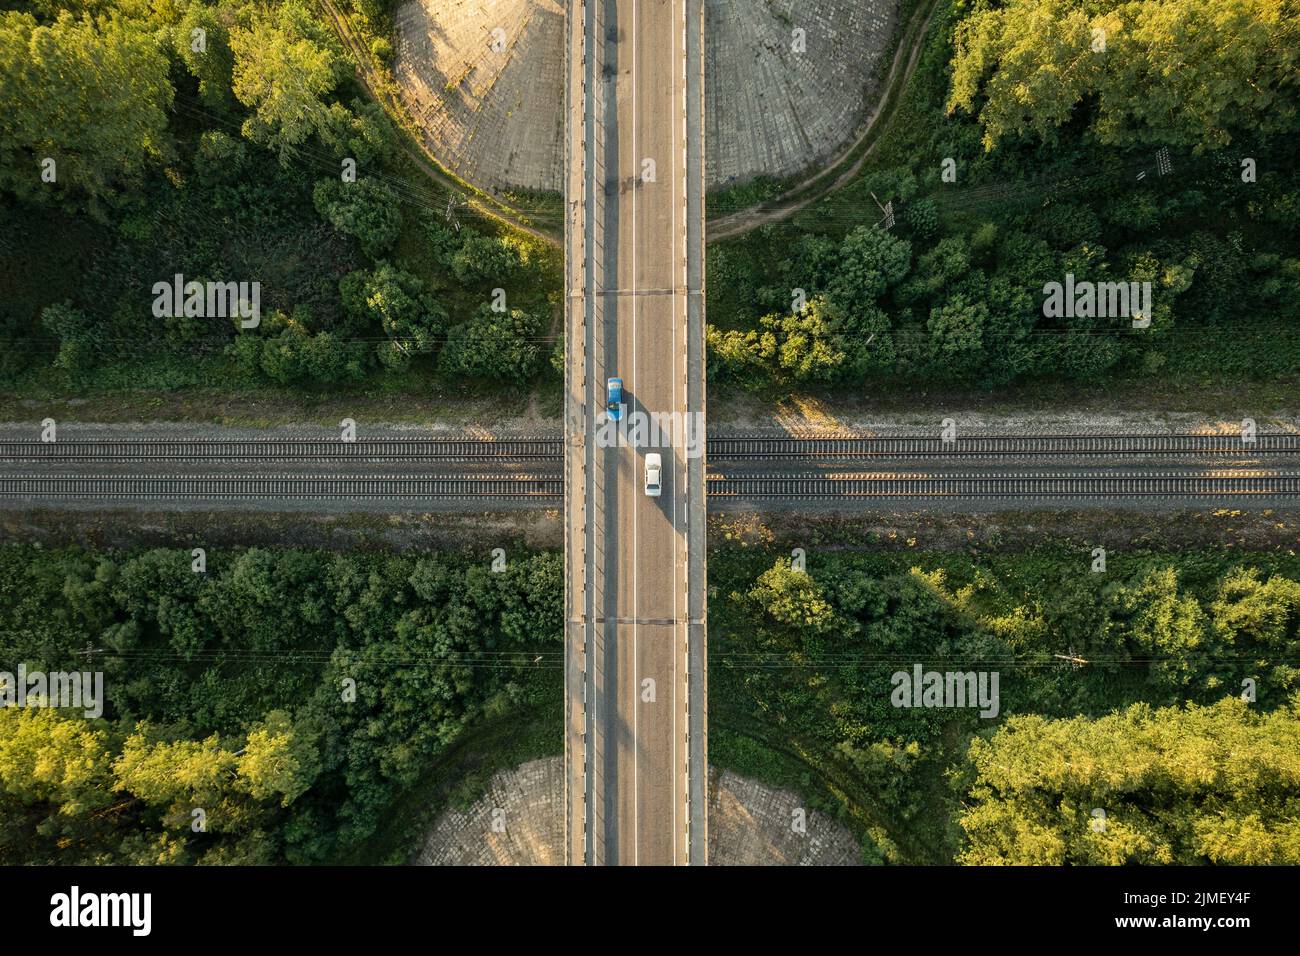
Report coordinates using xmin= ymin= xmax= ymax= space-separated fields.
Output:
xmin=606 ymin=377 xmax=624 ymax=421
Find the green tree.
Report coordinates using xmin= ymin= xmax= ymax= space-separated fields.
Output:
xmin=40 ymin=301 xmax=100 ymax=375
xmin=706 ymin=325 xmax=777 ymax=388
xmin=949 ymin=0 xmax=1300 ymax=152
xmin=749 ymin=560 xmax=837 ymax=634
xmin=927 ymin=293 xmax=990 ymax=379
xmin=903 ymin=196 xmax=939 ymax=239
xmin=318 ymin=99 xmax=395 ymax=167
xmin=762 ymin=296 xmax=851 ymax=384
xmin=113 ymin=729 xmax=239 ymax=822
xmin=960 ymin=697 xmax=1300 ymax=865
xmin=235 ymin=308 xmax=365 ymax=385
xmin=193 ymin=129 xmax=247 ymax=187
xmin=898 ymin=236 xmax=973 ymax=305
xmin=313 ymin=177 xmax=402 ymax=257
xmin=0 ymin=12 xmax=173 ymax=208
xmin=1111 ymin=567 xmax=1209 ymax=689
xmin=437 ymin=303 xmax=546 ymax=379
xmin=451 ymin=232 xmax=523 ymax=284
xmin=0 ymin=707 xmax=113 ymax=815
xmin=229 ymin=0 xmax=344 ymax=161
xmin=830 ymin=226 xmax=912 ymax=308
xmin=174 ymin=2 xmax=235 ymax=110
xmin=235 ymin=711 xmax=319 ymax=806
xmin=340 ymin=261 xmax=445 ymax=357
xmin=1211 ymin=567 xmax=1300 ymax=648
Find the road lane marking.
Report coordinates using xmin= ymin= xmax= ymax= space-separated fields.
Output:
xmin=631 ymin=0 xmax=639 ymax=868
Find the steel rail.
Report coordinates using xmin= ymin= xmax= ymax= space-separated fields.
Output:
xmin=2 ymin=433 xmax=1296 ymax=462
xmin=3 ymin=471 xmax=1299 ymax=500
xmin=706 ymin=472 xmax=1300 ymax=497
xmin=0 ymin=474 xmax=562 ymax=498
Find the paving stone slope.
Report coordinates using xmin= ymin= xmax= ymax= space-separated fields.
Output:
xmin=394 ymin=0 xmax=568 ymax=193
xmin=394 ymin=0 xmax=897 ymax=193
xmin=705 ymin=0 xmax=895 ymax=189
xmin=415 ymin=757 xmax=863 ymax=865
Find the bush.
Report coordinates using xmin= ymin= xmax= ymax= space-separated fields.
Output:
xmin=438 ymin=302 xmax=547 ymax=380
xmin=313 ymin=177 xmax=402 ymax=257
xmin=341 ymin=261 xmax=445 ymax=357
xmin=451 ymin=233 xmax=521 ymax=284
xmin=193 ymin=131 xmax=248 ymax=187
xmin=40 ymin=301 xmax=99 ymax=375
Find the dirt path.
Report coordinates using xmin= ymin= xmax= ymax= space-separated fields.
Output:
xmin=706 ymin=0 xmax=943 ymax=241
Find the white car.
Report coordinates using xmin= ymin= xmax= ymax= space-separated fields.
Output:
xmin=644 ymin=453 xmax=662 ymax=497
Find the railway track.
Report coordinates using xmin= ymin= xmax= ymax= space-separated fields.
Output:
xmin=1 ymin=432 xmax=1296 ymax=462
xmin=2 ymin=471 xmax=1298 ymax=501
xmin=707 ymin=472 xmax=1300 ymax=498
xmin=0 ymin=475 xmax=562 ymax=499
xmin=707 ymin=433 xmax=1300 ymax=459
xmin=0 ymin=438 xmax=563 ymax=462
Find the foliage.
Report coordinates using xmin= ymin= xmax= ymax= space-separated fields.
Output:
xmin=709 ymin=294 xmax=893 ymax=387
xmin=39 ymin=301 xmax=100 ymax=375
xmin=0 ymin=11 xmax=173 ymax=211
xmin=228 ymin=308 xmax=369 ymax=385
xmin=948 ymin=0 xmax=1300 ymax=153
xmin=707 ymin=0 xmax=1300 ymax=396
xmin=960 ymin=697 xmax=1300 ymax=864
xmin=173 ymin=2 xmax=235 ymax=110
xmin=341 ymin=261 xmax=445 ymax=363
xmin=829 ymin=225 xmax=913 ymax=309
xmin=0 ymin=543 xmax=562 ymax=864
xmin=437 ymin=302 xmax=548 ymax=380
xmin=312 ymin=176 xmax=402 ymax=257
xmin=709 ymin=545 xmax=1300 ymax=863
xmin=229 ymin=0 xmax=346 ymax=162
xmin=451 ymin=232 xmax=522 ymax=284
xmin=0 ymin=0 xmax=563 ymax=397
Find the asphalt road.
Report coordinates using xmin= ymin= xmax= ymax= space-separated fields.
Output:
xmin=564 ymin=0 xmax=708 ymax=866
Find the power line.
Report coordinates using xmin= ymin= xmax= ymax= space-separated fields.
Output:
xmin=5 ymin=644 xmax=1295 ymax=673
xmin=170 ymin=97 xmax=492 ymax=234
xmin=757 ymin=147 xmax=1224 ymax=232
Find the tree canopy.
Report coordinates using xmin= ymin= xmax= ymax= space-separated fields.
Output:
xmin=0 ymin=543 xmax=562 ymax=864
xmin=948 ymin=0 xmax=1300 ymax=151
xmin=960 ymin=697 xmax=1300 ymax=864
xmin=229 ymin=0 xmax=345 ymax=161
xmin=0 ymin=11 xmax=173 ymax=208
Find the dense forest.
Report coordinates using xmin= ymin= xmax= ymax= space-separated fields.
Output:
xmin=709 ymin=546 xmax=1300 ymax=863
xmin=960 ymin=696 xmax=1300 ymax=864
xmin=3 ymin=541 xmax=1297 ymax=863
xmin=0 ymin=543 xmax=561 ymax=863
xmin=707 ymin=0 xmax=1300 ymax=394
xmin=0 ymin=0 xmax=561 ymax=395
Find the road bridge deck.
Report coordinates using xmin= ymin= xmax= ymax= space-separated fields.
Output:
xmin=564 ymin=0 xmax=707 ymax=866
